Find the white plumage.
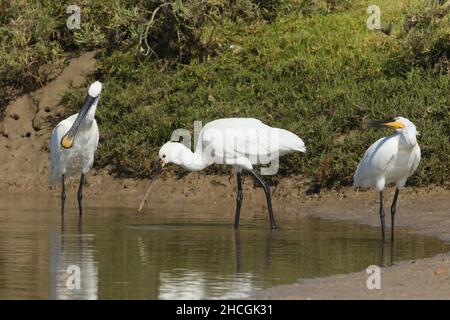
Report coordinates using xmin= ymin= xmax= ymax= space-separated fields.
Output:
xmin=354 ymin=117 xmax=421 ymax=191
xmin=353 ymin=116 xmax=421 ymax=243
xmin=50 ymin=81 xmax=102 ymax=216
xmin=140 ymin=117 xmax=306 ymax=229
xmin=159 ymin=118 xmax=306 ymax=172
xmin=50 ymin=116 xmax=99 ymax=184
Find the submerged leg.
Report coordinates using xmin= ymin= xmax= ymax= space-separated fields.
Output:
xmin=78 ymin=214 xmax=83 ymax=235
xmin=264 ymin=230 xmax=276 ymax=271
xmin=61 ymin=174 xmax=66 ymax=216
xmin=77 ymin=174 xmax=85 ymax=216
xmin=234 ymin=229 xmax=241 ymax=273
xmin=390 ymin=239 xmax=395 ymax=266
xmin=378 ymin=242 xmax=385 ymax=267
xmin=379 ymin=191 xmax=386 ymax=243
xmin=250 ymin=170 xmax=278 ymax=229
xmin=390 ymin=188 xmax=399 ymax=243
xmin=234 ymin=172 xmax=244 ymax=229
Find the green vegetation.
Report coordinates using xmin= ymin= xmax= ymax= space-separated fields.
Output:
xmin=1 ymin=0 xmax=449 ymax=189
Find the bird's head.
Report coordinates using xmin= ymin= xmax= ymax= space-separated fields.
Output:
xmin=137 ymin=141 xmax=189 ymax=213
xmin=368 ymin=116 xmax=416 ymax=134
xmin=61 ymin=81 xmax=102 ymax=149
xmin=158 ymin=141 xmax=189 ymax=167
xmin=88 ymin=81 xmax=102 ymax=98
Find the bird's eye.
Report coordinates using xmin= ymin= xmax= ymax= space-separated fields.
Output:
xmin=162 ymin=155 xmax=166 ymax=158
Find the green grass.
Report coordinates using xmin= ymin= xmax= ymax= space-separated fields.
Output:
xmin=2 ymin=0 xmax=450 ymax=189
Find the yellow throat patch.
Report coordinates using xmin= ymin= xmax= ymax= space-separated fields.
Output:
xmin=61 ymin=136 xmax=74 ymax=149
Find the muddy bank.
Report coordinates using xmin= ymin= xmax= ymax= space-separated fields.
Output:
xmin=247 ymin=187 xmax=450 ymax=300
xmin=0 ymin=51 xmax=97 ymax=193
xmin=246 ymin=186 xmax=450 ymax=299
xmin=249 ymin=251 xmax=450 ymax=299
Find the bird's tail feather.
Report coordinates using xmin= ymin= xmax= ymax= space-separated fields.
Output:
xmin=296 ymin=144 xmax=306 ymax=153
xmin=278 ymin=129 xmax=306 ymax=153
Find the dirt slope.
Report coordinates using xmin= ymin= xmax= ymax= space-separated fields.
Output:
xmin=0 ymin=52 xmax=97 ymax=192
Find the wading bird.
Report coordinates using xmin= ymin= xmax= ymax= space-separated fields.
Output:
xmin=138 ymin=118 xmax=306 ymax=229
xmin=354 ymin=117 xmax=421 ymax=243
xmin=50 ymin=81 xmax=102 ymax=216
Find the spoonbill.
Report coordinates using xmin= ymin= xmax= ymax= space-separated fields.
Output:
xmin=138 ymin=118 xmax=306 ymax=229
xmin=354 ymin=117 xmax=421 ymax=243
xmin=50 ymin=81 xmax=102 ymax=216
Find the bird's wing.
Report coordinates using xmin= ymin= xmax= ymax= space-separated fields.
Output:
xmin=91 ymin=120 xmax=100 ymax=154
xmin=199 ymin=118 xmax=305 ymax=164
xmin=408 ymin=145 xmax=421 ymax=176
xmin=50 ymin=128 xmax=59 ymax=183
xmin=276 ymin=128 xmax=306 ymax=154
xmin=200 ymin=119 xmax=275 ymax=161
xmin=353 ymin=135 xmax=398 ymax=187
xmin=87 ymin=120 xmax=100 ymax=170
xmin=50 ymin=118 xmax=73 ymax=184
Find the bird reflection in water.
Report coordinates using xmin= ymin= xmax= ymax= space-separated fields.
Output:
xmin=49 ymin=217 xmax=98 ymax=300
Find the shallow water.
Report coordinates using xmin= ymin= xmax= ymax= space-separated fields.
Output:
xmin=0 ymin=195 xmax=449 ymax=299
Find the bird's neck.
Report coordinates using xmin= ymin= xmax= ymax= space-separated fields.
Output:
xmin=82 ymin=98 xmax=99 ymax=128
xmin=399 ymin=128 xmax=417 ymax=148
xmin=177 ymin=145 xmax=209 ymax=171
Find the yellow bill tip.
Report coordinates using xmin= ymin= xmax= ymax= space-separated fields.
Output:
xmin=383 ymin=121 xmax=405 ymax=129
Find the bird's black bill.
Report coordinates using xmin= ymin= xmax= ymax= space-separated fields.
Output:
xmin=367 ymin=117 xmax=405 ymax=130
xmin=367 ymin=118 xmax=396 ymax=128
xmin=137 ymin=164 xmax=163 ymax=213
xmin=60 ymin=95 xmax=95 ymax=149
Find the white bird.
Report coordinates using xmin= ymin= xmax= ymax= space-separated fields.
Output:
xmin=138 ymin=118 xmax=306 ymax=229
xmin=50 ymin=81 xmax=102 ymax=216
xmin=354 ymin=116 xmax=421 ymax=243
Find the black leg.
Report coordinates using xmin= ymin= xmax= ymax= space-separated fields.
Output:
xmin=378 ymin=242 xmax=385 ymax=267
xmin=390 ymin=239 xmax=395 ymax=266
xmin=78 ymin=174 xmax=85 ymax=216
xmin=78 ymin=214 xmax=83 ymax=234
xmin=379 ymin=191 xmax=386 ymax=243
xmin=264 ymin=230 xmax=276 ymax=271
xmin=234 ymin=173 xmax=244 ymax=229
xmin=61 ymin=214 xmax=65 ymax=235
xmin=234 ymin=229 xmax=241 ymax=273
xmin=61 ymin=174 xmax=66 ymax=216
xmin=390 ymin=188 xmax=399 ymax=243
xmin=250 ymin=170 xmax=278 ymax=229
